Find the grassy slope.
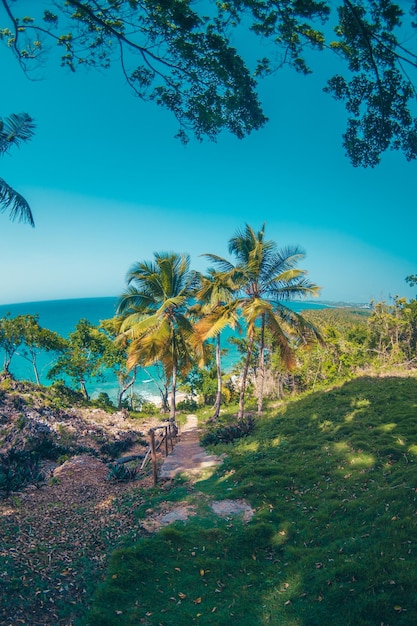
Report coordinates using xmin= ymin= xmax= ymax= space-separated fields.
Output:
xmin=83 ymin=375 xmax=417 ymax=626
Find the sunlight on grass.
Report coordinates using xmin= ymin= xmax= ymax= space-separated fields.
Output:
xmin=239 ymin=440 xmax=260 ymax=452
xmin=318 ymin=419 xmax=334 ymax=431
xmin=194 ymin=466 xmax=222 ymax=483
xmin=378 ymin=422 xmax=397 ymax=432
xmin=408 ymin=444 xmax=417 ymax=455
xmin=333 ymin=441 xmax=350 ymax=453
xmin=262 ymin=573 xmax=303 ymax=616
xmin=216 ymin=469 xmax=236 ymax=483
xmin=352 ymin=398 xmax=370 ymax=408
xmin=271 ymin=436 xmax=285 ymax=447
xmin=346 ymin=452 xmax=376 ymax=468
xmin=271 ymin=525 xmax=290 ymax=547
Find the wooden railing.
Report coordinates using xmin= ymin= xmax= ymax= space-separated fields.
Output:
xmin=141 ymin=421 xmax=178 ymax=485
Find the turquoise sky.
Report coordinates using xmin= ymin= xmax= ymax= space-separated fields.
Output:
xmin=1 ymin=11 xmax=416 ymax=306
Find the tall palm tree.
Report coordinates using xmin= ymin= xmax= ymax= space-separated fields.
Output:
xmin=0 ymin=113 xmax=35 ymax=226
xmin=193 ymin=269 xmax=240 ymax=419
xmin=205 ymin=223 xmax=323 ymax=418
xmin=116 ymin=252 xmax=202 ymax=419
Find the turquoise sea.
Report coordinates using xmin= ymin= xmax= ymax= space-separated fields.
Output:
xmin=0 ymin=297 xmax=329 ymax=403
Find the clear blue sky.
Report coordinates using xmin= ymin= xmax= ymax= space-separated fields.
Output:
xmin=1 ymin=13 xmax=416 ymax=306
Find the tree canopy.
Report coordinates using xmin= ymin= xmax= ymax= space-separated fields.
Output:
xmin=1 ymin=0 xmax=417 ymax=166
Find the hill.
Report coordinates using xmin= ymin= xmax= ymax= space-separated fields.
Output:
xmin=2 ymin=372 xmax=417 ymax=625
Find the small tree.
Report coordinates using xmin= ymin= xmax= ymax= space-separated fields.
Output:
xmin=99 ymin=317 xmax=138 ymax=408
xmin=48 ymin=319 xmax=108 ymax=400
xmin=18 ymin=314 xmax=66 ymax=384
xmin=0 ymin=313 xmax=26 ymax=374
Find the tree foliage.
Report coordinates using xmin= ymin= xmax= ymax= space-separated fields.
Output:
xmin=47 ymin=318 xmax=110 ymax=399
xmin=1 ymin=0 xmax=417 ymax=165
xmin=0 ymin=313 xmax=26 ymax=373
xmin=17 ymin=314 xmax=66 ymax=384
xmin=116 ymin=251 xmax=202 ymax=417
xmin=205 ymin=223 xmax=322 ymax=417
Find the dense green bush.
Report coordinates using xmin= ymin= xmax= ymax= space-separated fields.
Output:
xmin=106 ymin=462 xmax=138 ymax=482
xmin=201 ymin=415 xmax=255 ymax=445
xmin=176 ymin=397 xmax=198 ymax=412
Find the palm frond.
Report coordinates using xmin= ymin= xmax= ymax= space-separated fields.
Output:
xmin=202 ymin=253 xmax=235 ymax=274
xmin=264 ymin=311 xmax=296 ymax=369
xmin=0 ymin=113 xmax=35 ymax=155
xmin=0 ymin=177 xmax=34 ymax=226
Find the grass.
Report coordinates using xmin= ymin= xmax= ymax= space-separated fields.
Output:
xmin=82 ymin=374 xmax=417 ymax=625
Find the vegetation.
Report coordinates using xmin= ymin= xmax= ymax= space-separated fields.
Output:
xmin=116 ymin=252 xmax=203 ymax=419
xmin=1 ymin=254 xmax=417 ymax=421
xmin=0 ymin=112 xmax=35 ymax=225
xmin=2 ymin=1 xmax=417 ymax=165
xmin=204 ymin=223 xmax=322 ymax=418
xmin=82 ymin=373 xmax=417 ymax=626
xmin=1 ymin=268 xmax=417 ymax=624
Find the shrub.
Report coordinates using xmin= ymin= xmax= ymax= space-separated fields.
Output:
xmin=201 ymin=415 xmax=255 ymax=445
xmin=177 ymin=397 xmax=198 ymax=412
xmin=92 ymin=392 xmax=115 ymax=411
xmin=0 ymin=450 xmax=45 ymax=498
xmin=49 ymin=380 xmax=85 ymax=408
xmin=99 ymin=433 xmax=137 ymax=460
xmin=106 ymin=463 xmax=138 ymax=482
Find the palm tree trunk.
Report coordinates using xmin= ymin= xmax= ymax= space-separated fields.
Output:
xmin=213 ymin=334 xmax=222 ymax=419
xmin=170 ymin=330 xmax=177 ymax=420
xmin=170 ymin=360 xmax=177 ymax=420
xmin=257 ymin=314 xmax=265 ymax=416
xmin=238 ymin=333 xmax=254 ymax=420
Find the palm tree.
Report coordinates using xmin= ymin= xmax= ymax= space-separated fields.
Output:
xmin=205 ymin=223 xmax=323 ymax=418
xmin=0 ymin=113 xmax=35 ymax=226
xmin=117 ymin=252 xmax=202 ymax=419
xmin=193 ymin=269 xmax=240 ymax=419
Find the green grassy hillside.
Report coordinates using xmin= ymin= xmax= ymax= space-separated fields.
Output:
xmin=84 ymin=374 xmax=417 ymax=626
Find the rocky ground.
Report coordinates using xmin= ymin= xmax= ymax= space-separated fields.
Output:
xmin=0 ymin=378 xmax=166 ymax=624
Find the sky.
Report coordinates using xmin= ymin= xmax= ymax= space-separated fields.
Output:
xmin=1 ymin=3 xmax=416 ymax=306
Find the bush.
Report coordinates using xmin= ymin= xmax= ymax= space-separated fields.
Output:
xmin=106 ymin=463 xmax=138 ymax=482
xmin=100 ymin=438 xmax=136 ymax=460
xmin=201 ymin=415 xmax=255 ymax=445
xmin=177 ymin=397 xmax=198 ymax=412
xmin=0 ymin=450 xmax=45 ymax=498
xmin=92 ymin=392 xmax=115 ymax=410
xmin=49 ymin=380 xmax=85 ymax=408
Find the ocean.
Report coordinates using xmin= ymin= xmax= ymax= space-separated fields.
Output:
xmin=0 ymin=297 xmax=329 ymax=404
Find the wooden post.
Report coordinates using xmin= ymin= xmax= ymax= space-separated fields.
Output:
xmin=169 ymin=421 xmax=175 ymax=450
xmin=150 ymin=428 xmax=157 ymax=486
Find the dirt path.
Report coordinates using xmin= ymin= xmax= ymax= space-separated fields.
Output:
xmin=159 ymin=414 xmax=224 ymax=480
